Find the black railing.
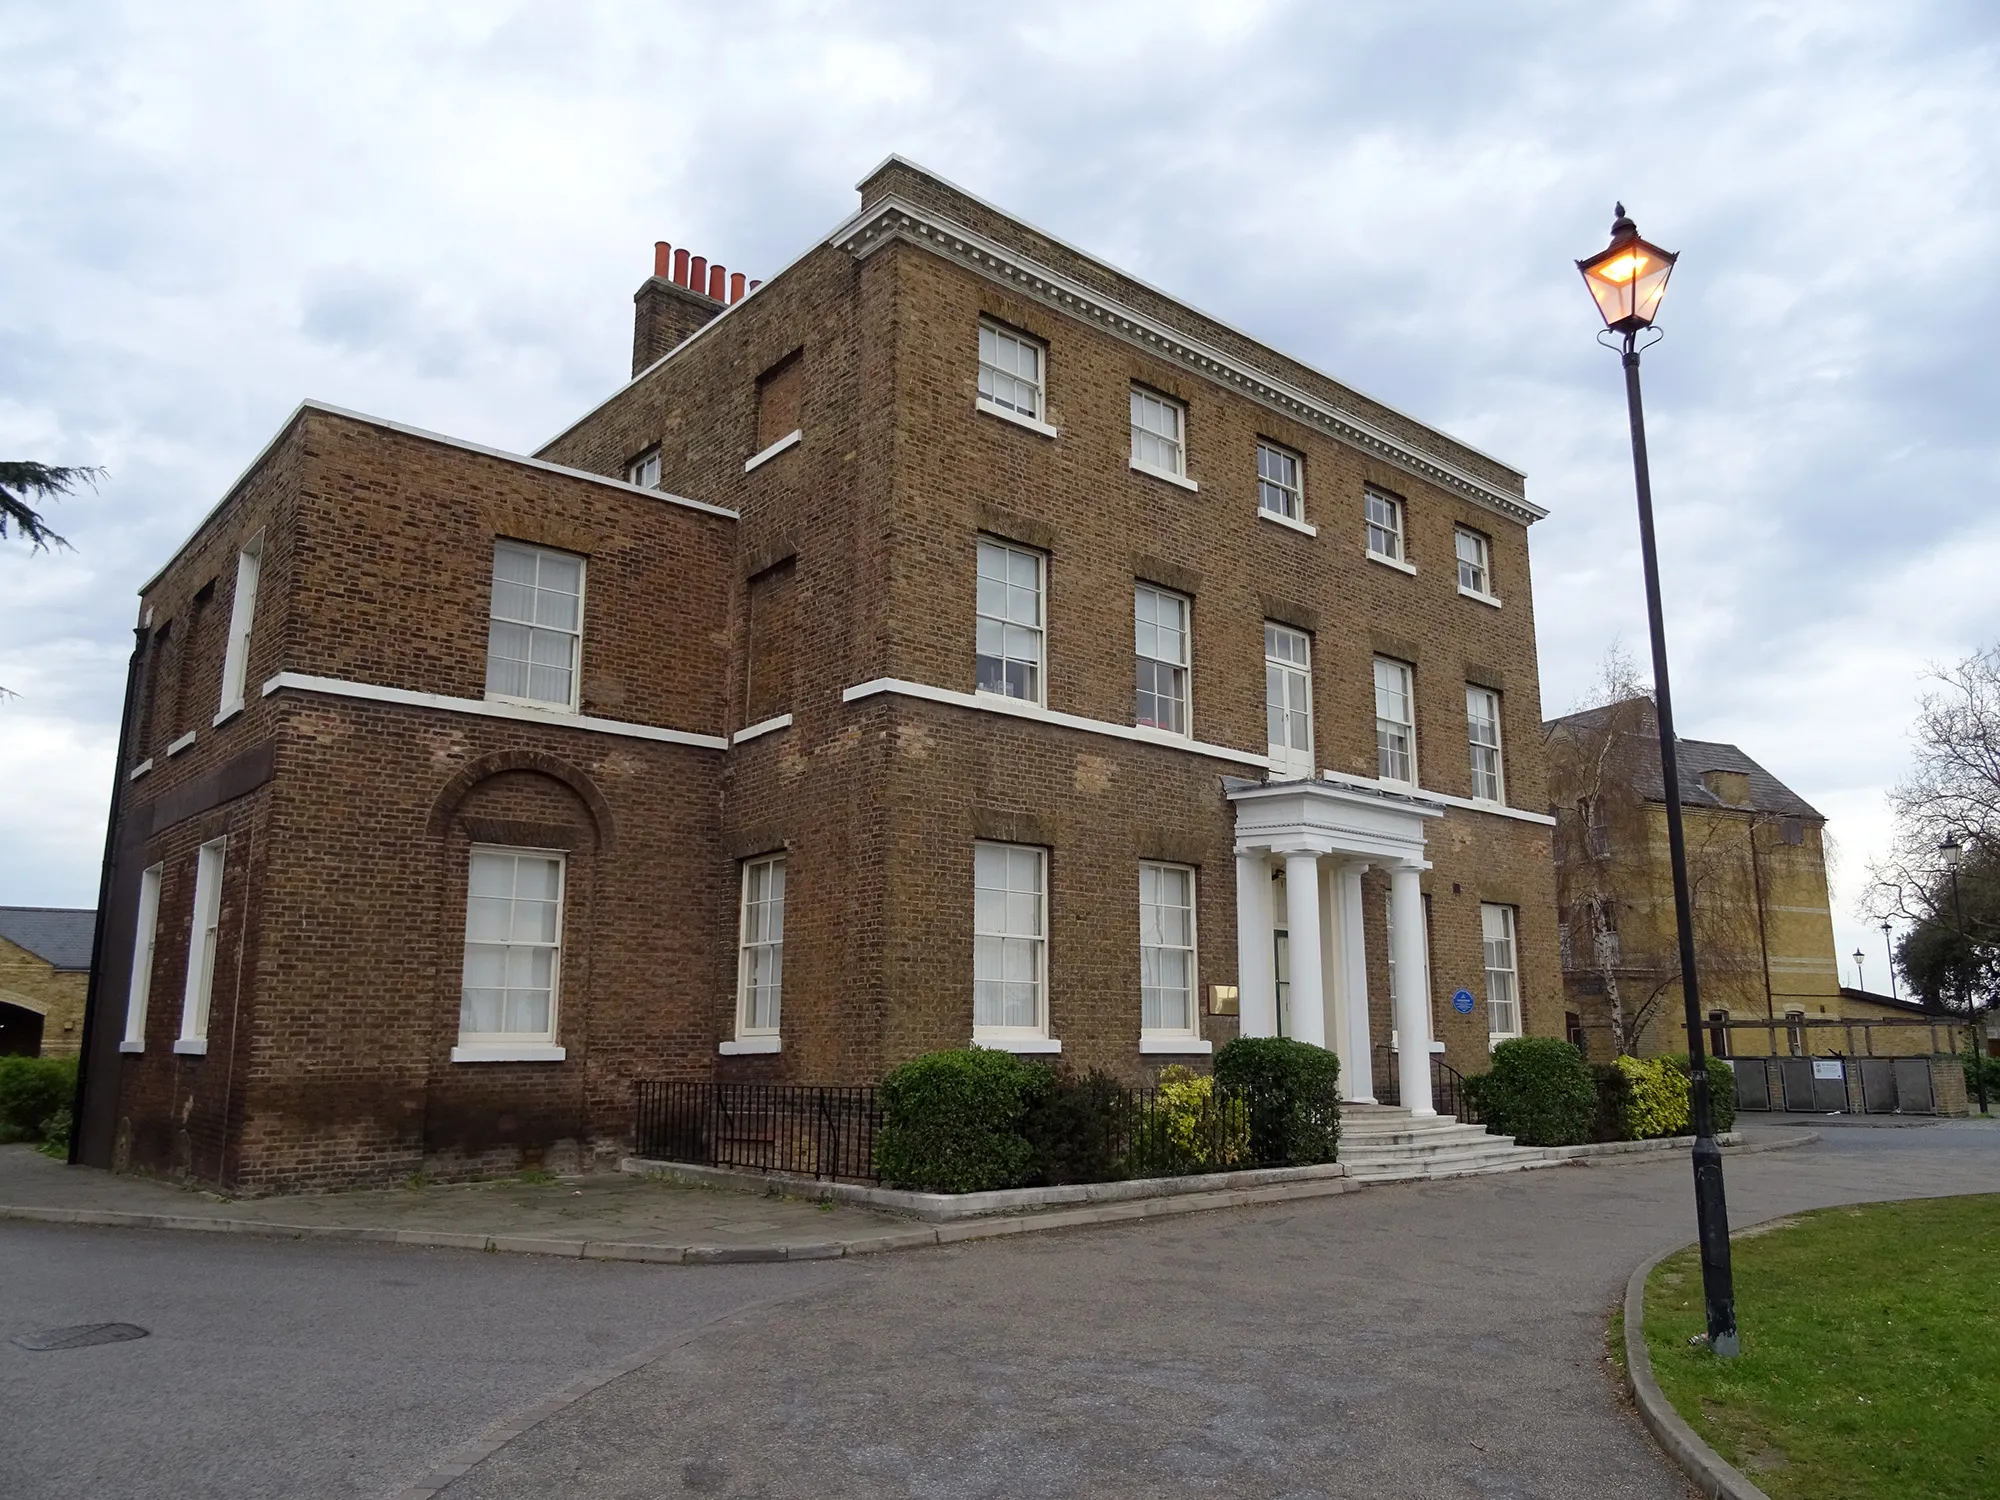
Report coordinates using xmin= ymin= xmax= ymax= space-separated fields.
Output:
xmin=633 ymin=1078 xmax=1341 ymax=1188
xmin=1372 ymin=1052 xmax=1481 ymax=1125
xmin=633 ymin=1081 xmax=882 ymax=1182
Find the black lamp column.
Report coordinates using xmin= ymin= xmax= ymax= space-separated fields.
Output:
xmin=1579 ymin=206 xmax=1740 ymax=1357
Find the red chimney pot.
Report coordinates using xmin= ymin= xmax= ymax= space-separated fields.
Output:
xmin=749 ymin=279 xmax=763 ymax=292
xmin=688 ymin=255 xmax=708 ymax=296
xmin=707 ymin=263 xmax=726 ymax=299
xmin=653 ymin=241 xmax=671 ymax=278
xmin=672 ymin=248 xmax=689 ymax=286
xmin=729 ymin=271 xmax=746 ymax=303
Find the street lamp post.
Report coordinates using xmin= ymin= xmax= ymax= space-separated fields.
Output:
xmin=1941 ymin=833 xmax=1987 ymax=1114
xmin=1882 ymin=920 xmax=1898 ymax=1001
xmin=1854 ymin=949 xmax=1866 ymax=992
xmin=1578 ymin=205 xmax=1739 ymax=1357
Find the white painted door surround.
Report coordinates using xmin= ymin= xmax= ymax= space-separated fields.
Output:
xmin=1227 ymin=778 xmax=1443 ymax=1116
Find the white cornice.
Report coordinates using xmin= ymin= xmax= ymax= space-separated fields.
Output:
xmin=829 ymin=197 xmax=1544 ymax=529
xmin=262 ymin=672 xmax=728 ymax=750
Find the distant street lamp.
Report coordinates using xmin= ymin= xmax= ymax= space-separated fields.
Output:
xmin=1940 ymin=833 xmax=1988 ymax=1113
xmin=1882 ymin=920 xmax=1898 ymax=1001
xmin=1578 ymin=204 xmax=1738 ymax=1357
xmin=1853 ymin=949 xmax=1866 ymax=992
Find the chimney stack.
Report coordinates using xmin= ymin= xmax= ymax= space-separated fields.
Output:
xmin=630 ymin=236 xmax=758 ymax=377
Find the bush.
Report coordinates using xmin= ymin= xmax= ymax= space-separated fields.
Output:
xmin=1963 ymin=1053 xmax=2000 ymax=1110
xmin=1662 ymin=1053 xmax=1736 ymax=1134
xmin=1212 ymin=1036 xmax=1341 ymax=1166
xmin=0 ymin=1055 xmax=76 ymax=1143
xmin=1125 ymin=1064 xmax=1251 ymax=1177
xmin=1615 ymin=1055 xmax=1691 ymax=1139
xmin=35 ymin=1107 xmax=73 ymax=1160
xmin=1589 ymin=1063 xmax=1635 ymax=1142
xmin=872 ymin=1048 xmax=1050 ymax=1193
xmin=1023 ymin=1069 xmax=1129 ymax=1185
xmin=1471 ymin=1037 xmax=1594 ymax=1146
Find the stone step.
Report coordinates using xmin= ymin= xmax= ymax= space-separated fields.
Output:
xmin=1343 ymin=1143 xmax=1536 ymax=1171
xmin=1347 ymin=1156 xmax=1565 ymax=1184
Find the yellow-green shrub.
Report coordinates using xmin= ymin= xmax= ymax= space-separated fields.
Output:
xmin=1127 ymin=1065 xmax=1249 ymax=1176
xmin=1614 ymin=1055 xmax=1692 ymax=1139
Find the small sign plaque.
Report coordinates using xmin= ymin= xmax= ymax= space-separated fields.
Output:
xmin=1209 ymin=984 xmax=1240 ymax=1017
xmin=1811 ymin=1059 xmax=1844 ymax=1080
xmin=1451 ymin=987 xmax=1476 ymax=1015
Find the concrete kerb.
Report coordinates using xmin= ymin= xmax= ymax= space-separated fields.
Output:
xmin=1622 ymin=1243 xmax=1772 ymax=1500
xmin=619 ymin=1155 xmax=1351 ymax=1220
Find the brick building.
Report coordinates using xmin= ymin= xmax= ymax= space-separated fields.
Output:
xmin=76 ymin=158 xmax=1562 ymax=1191
xmin=0 ymin=907 xmax=94 ymax=1056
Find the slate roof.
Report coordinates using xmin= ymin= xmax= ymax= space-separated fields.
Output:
xmin=1545 ymin=701 xmax=1825 ymax=821
xmin=0 ymin=907 xmax=97 ymax=971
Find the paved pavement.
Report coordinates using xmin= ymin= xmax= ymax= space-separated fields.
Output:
xmin=0 ymin=1143 xmax=904 ymax=1248
xmin=4 ymin=1120 xmax=1995 ymax=1499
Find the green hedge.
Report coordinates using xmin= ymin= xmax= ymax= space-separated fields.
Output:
xmin=1466 ymin=1037 xmax=1594 ymax=1146
xmin=0 ymin=1055 xmax=76 ymax=1145
xmin=1663 ymin=1054 xmax=1736 ymax=1135
xmin=1023 ymin=1068 xmax=1128 ymax=1185
xmin=872 ymin=1048 xmax=1049 ymax=1192
xmin=1212 ymin=1036 xmax=1341 ymax=1166
xmin=1962 ymin=1053 xmax=2000 ymax=1109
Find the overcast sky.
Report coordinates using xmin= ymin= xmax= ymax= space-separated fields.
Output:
xmin=4 ymin=1 xmax=1996 ymax=988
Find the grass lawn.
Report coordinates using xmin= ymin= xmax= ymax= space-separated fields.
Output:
xmin=1642 ymin=1194 xmax=1999 ymax=1500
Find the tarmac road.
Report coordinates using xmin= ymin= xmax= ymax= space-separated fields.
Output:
xmin=5 ymin=1120 xmax=1995 ymax=1499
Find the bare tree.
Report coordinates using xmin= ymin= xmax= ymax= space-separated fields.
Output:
xmin=1867 ymin=645 xmax=2000 ymax=941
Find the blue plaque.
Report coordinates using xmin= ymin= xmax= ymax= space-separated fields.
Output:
xmin=1451 ymin=987 xmax=1476 ymax=1015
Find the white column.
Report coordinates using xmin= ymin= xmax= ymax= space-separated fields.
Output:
xmin=1235 ymin=852 xmax=1277 ymax=1038
xmin=1283 ymin=852 xmax=1328 ymax=1049
xmin=1391 ymin=862 xmax=1435 ymax=1116
xmin=1317 ymin=867 xmax=1342 ymax=1074
xmin=1338 ymin=862 xmax=1375 ymax=1102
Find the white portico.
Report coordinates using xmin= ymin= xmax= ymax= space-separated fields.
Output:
xmin=1227 ymin=778 xmax=1445 ymax=1116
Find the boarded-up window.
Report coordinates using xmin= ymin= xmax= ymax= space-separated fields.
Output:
xmin=755 ymin=350 xmax=804 ymax=451
xmin=745 ymin=558 xmax=797 ymax=723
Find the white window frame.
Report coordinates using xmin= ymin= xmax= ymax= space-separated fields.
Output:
xmin=733 ymin=854 xmax=785 ymax=1047
xmin=1264 ymin=623 xmax=1314 ymax=780
xmin=1129 ymin=387 xmax=1193 ymax=488
xmin=1365 ymin=488 xmax=1409 ymax=568
xmin=1373 ymin=657 xmax=1418 ymax=787
xmin=122 ymin=863 xmax=164 ymax=1053
xmin=1466 ymin=685 xmax=1505 ymax=804
xmin=1256 ymin=442 xmax=1304 ymax=524
xmin=214 ymin=531 xmax=264 ymax=723
xmin=485 ymin=540 xmax=586 ymax=714
xmin=976 ymin=321 xmax=1052 ymax=435
xmin=455 ymin=845 xmax=567 ymax=1062
xmin=1139 ymin=861 xmax=1202 ymax=1047
xmin=175 ymin=838 xmax=226 ymax=1055
xmin=1133 ymin=584 xmax=1191 ymax=738
xmin=626 ymin=447 xmax=661 ymax=489
xmin=1456 ymin=526 xmax=1497 ymax=602
xmin=972 ymin=841 xmax=1054 ymax=1050
xmin=1483 ymin=903 xmax=1522 ymax=1045
xmin=975 ymin=537 xmax=1046 ymax=707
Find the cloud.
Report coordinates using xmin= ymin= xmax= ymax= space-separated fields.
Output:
xmin=2 ymin=0 xmax=1996 ymax=986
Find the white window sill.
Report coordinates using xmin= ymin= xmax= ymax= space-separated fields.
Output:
xmin=1489 ymin=1033 xmax=1522 ymax=1050
xmin=172 ymin=1037 xmax=208 ymax=1056
xmin=1257 ymin=509 xmax=1316 ymax=538
xmin=1458 ymin=586 xmax=1503 ymax=609
xmin=119 ymin=1040 xmax=145 ymax=1054
xmin=451 ymin=1043 xmax=567 ymax=1063
xmin=744 ymin=429 xmax=802 ymax=473
xmin=212 ymin=700 xmax=245 ymax=728
xmin=1129 ymin=459 xmax=1198 ymax=493
xmin=975 ymin=398 xmax=1058 ymax=439
xmin=972 ymin=1034 xmax=1063 ymax=1055
xmin=719 ymin=1035 xmax=782 ymax=1055
xmin=127 ymin=759 xmax=154 ymax=782
xmin=1388 ymin=1034 xmax=1448 ymax=1054
xmin=974 ymin=685 xmax=1046 ymax=711
xmin=1139 ymin=1036 xmax=1213 ymax=1055
xmin=733 ymin=713 xmax=792 ymax=745
xmin=486 ymin=691 xmax=582 ymax=716
xmin=166 ymin=730 xmax=197 ymax=757
xmin=1367 ymin=551 xmax=1417 ymax=576
xmin=265 ymin=673 xmax=730 ymax=752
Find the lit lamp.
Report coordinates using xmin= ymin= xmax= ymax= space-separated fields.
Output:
xmin=1578 ymin=203 xmax=1739 ymax=1358
xmin=1577 ymin=206 xmax=1679 ymax=335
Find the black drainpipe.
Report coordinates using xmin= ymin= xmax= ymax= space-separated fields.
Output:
xmin=70 ymin=620 xmax=150 ymax=1165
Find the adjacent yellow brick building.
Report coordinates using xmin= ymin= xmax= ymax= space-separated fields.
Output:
xmin=1546 ymin=700 xmax=1945 ymax=1060
xmin=0 ymin=907 xmax=95 ymax=1057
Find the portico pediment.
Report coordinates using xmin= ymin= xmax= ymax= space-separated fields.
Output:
xmin=1226 ymin=776 xmax=1440 ymax=865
